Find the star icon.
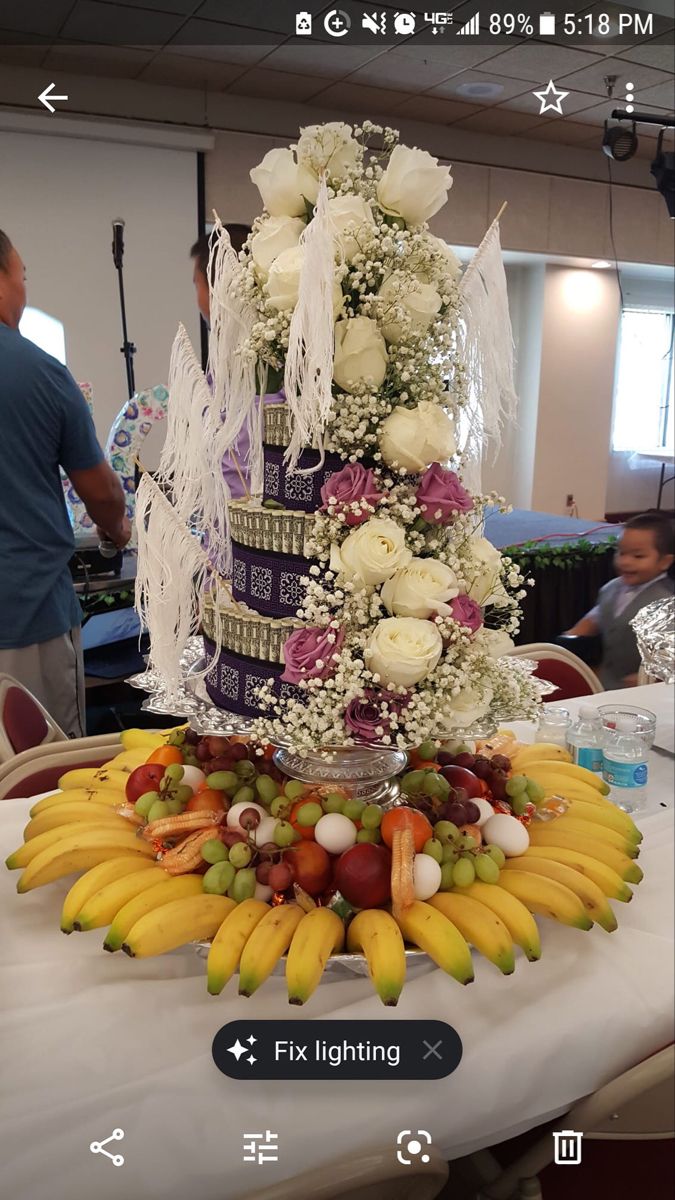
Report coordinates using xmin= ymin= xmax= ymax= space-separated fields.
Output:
xmin=247 ymin=1055 xmax=257 ymax=1065
xmin=533 ymin=79 xmax=569 ymax=115
xmin=227 ymin=1039 xmax=248 ymax=1061
xmin=247 ymin=1035 xmax=257 ymax=1045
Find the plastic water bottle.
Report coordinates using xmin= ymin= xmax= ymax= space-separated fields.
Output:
xmin=535 ymin=706 xmax=570 ymax=748
xmin=602 ymin=717 xmax=649 ymax=813
xmin=566 ymin=705 xmax=604 ymax=774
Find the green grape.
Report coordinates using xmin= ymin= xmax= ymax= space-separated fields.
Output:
xmin=147 ymin=800 xmax=170 ymax=823
xmin=201 ymin=838 xmax=229 ymax=865
xmin=164 ymin=763 xmax=185 ymax=783
xmin=356 ymin=828 xmax=381 ymax=844
xmin=173 ymin=785 xmax=194 ymax=805
xmin=229 ymin=842 xmax=253 ymax=869
xmin=441 ymin=843 xmax=459 ymax=865
xmin=322 ymin=792 xmax=346 ymax=814
xmin=295 ymin=801 xmax=323 ymax=827
xmin=203 ymin=860 xmax=235 ymax=895
xmin=166 ymin=798 xmax=184 ymax=815
xmin=400 ymin=770 xmax=426 ymax=797
xmin=234 ymin=760 xmax=257 ymax=783
xmin=423 ymin=772 xmax=450 ymax=799
xmin=452 ymin=857 xmax=476 ymax=888
xmin=459 ymin=833 xmax=478 ymax=851
xmin=475 ymin=854 xmax=500 ymax=884
xmin=361 ymin=804 xmax=383 ymax=829
xmin=422 ymin=838 xmax=443 ymax=864
xmin=255 ymin=774 xmax=280 ymax=805
xmin=284 ymin=780 xmax=306 ymax=801
xmin=525 ymin=778 xmax=546 ymax=804
xmin=483 ymin=844 xmax=506 ymax=869
xmin=229 ymin=867 xmax=257 ymax=902
xmin=440 ymin=861 xmax=455 ymax=890
xmin=417 ymin=740 xmax=438 ymax=762
xmin=232 ymin=785 xmax=255 ymax=807
xmin=511 ymin=793 xmax=529 ymax=817
xmin=342 ymin=798 xmax=365 ymax=821
xmin=183 ymin=754 xmax=200 ymax=768
xmin=434 ymin=820 xmax=459 ymax=844
xmin=505 ymin=775 xmax=528 ymax=798
xmin=273 ymin=820 xmax=296 ymax=848
xmin=270 ymin=795 xmax=291 ymax=819
xmin=134 ymin=791 xmax=160 ymax=817
xmin=207 ymin=770 xmax=239 ymax=794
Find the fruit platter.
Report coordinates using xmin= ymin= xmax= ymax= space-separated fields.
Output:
xmin=5 ymin=725 xmax=644 ymax=1006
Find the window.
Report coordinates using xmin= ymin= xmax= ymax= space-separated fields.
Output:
xmin=612 ymin=308 xmax=674 ymax=453
xmin=19 ymin=307 xmax=66 ymax=364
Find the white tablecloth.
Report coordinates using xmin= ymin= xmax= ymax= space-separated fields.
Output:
xmin=0 ymin=685 xmax=672 ymax=1200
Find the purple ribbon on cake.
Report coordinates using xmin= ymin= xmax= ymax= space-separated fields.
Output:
xmin=203 ymin=637 xmax=304 ymax=719
xmin=231 ymin=543 xmax=314 ymax=618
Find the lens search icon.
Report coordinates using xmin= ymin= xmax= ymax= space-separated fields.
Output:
xmin=324 ymin=9 xmax=351 ymax=37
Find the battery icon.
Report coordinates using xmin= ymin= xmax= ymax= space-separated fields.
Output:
xmin=539 ymin=13 xmax=556 ymax=35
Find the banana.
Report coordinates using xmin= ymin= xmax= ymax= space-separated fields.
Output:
xmin=206 ymin=899 xmax=271 ymax=994
xmin=286 ymin=907 xmax=345 ymax=1005
xmin=61 ymin=857 xmax=156 ymax=933
xmin=122 ymin=893 xmax=234 ymax=957
xmin=238 ymin=904 xmax=304 ymax=997
xmin=503 ymin=857 xmax=617 ymax=933
xmin=105 ymin=875 xmax=204 ymax=952
xmin=119 ymin=729 xmax=166 ymax=751
xmin=451 ymin=881 xmax=541 ymax=962
xmin=526 ymin=773 xmax=603 ymax=805
xmin=550 ymin=815 xmax=638 ymax=857
xmin=58 ymin=768 xmax=130 ymax=792
xmin=16 ymin=829 xmax=155 ymax=891
xmin=521 ymin=847 xmax=633 ymax=902
xmin=107 ymin=748 xmax=155 ymax=772
xmin=525 ymin=759 xmax=609 ymax=794
xmin=30 ymin=788 xmax=128 ymax=816
xmin=24 ymin=803 xmax=128 ymax=841
xmin=73 ymin=866 xmax=168 ymax=931
xmin=553 ymin=797 xmax=641 ymax=844
xmin=429 ymin=892 xmax=515 ymax=975
xmin=511 ymin=743 xmax=572 ymax=768
xmin=394 ymin=900 xmax=474 ymax=984
xmin=346 ymin=909 xmax=407 ymax=1007
xmin=7 ymin=820 xmax=138 ymax=870
xmin=526 ymin=825 xmax=643 ymax=883
xmin=498 ymin=870 xmax=593 ymax=929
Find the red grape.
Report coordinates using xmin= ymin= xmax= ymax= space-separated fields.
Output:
xmin=491 ymin=754 xmax=512 ymax=772
xmin=454 ymin=752 xmax=477 ymax=770
xmin=229 ymin=743 xmax=248 ymax=762
xmin=195 ymin=741 xmax=211 ymax=762
xmin=184 ymin=729 xmax=199 ymax=746
xmin=463 ymin=800 xmax=480 ymax=825
xmin=256 ymin=861 xmax=272 ymax=885
xmin=441 ymin=801 xmax=468 ymax=826
xmin=221 ymin=829 xmax=247 ymax=848
xmin=239 ymin=807 xmax=262 ymax=831
xmin=472 ymin=756 xmax=491 ymax=780
xmin=268 ymin=863 xmax=293 ymax=892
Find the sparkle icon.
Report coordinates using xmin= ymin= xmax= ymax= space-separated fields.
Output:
xmin=533 ymin=79 xmax=569 ymax=115
xmin=227 ymin=1039 xmax=249 ymax=1061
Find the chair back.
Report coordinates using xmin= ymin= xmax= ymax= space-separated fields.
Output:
xmin=508 ymin=643 xmax=603 ymax=702
xmin=0 ymin=674 xmax=68 ymax=763
xmin=0 ymin=735 xmax=123 ymax=800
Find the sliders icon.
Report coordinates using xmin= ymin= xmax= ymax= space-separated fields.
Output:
xmin=90 ymin=1128 xmax=125 ymax=1167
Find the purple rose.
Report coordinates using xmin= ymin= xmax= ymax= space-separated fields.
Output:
xmin=281 ymin=625 xmax=346 ymax=684
xmin=448 ymin=594 xmax=483 ymax=633
xmin=344 ymin=689 xmax=408 ymax=743
xmin=416 ymin=463 xmax=473 ymax=525
xmin=320 ymin=463 xmax=383 ymax=527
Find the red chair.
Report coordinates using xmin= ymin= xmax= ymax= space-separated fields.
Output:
xmin=0 ymin=674 xmax=68 ymax=763
xmin=508 ymin=644 xmax=603 ymax=704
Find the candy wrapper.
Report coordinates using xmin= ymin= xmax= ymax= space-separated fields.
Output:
xmin=631 ymin=597 xmax=675 ymax=684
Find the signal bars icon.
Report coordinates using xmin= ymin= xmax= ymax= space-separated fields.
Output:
xmin=457 ymin=11 xmax=480 ymax=35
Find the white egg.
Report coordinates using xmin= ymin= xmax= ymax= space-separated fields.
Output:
xmin=179 ymin=765 xmax=206 ymax=793
xmin=227 ymin=800 xmax=267 ymax=832
xmin=254 ymin=882 xmax=274 ymax=902
xmin=474 ymin=798 xmax=495 ymax=828
xmin=481 ymin=813 xmax=530 ymax=857
xmin=314 ymin=813 xmax=357 ymax=855
xmin=253 ymin=815 xmax=280 ymax=847
xmin=413 ymin=853 xmax=442 ymax=900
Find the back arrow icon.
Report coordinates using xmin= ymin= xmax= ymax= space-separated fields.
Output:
xmin=38 ymin=83 xmax=69 ymax=113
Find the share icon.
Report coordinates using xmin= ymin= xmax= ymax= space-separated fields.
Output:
xmin=90 ymin=1128 xmax=125 ymax=1166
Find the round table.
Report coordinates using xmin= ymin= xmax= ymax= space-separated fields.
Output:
xmin=0 ymin=685 xmax=672 ymax=1200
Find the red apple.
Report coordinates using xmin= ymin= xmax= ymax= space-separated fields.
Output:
xmin=439 ymin=765 xmax=483 ymax=799
xmin=125 ymin=763 xmax=165 ymax=804
xmin=334 ymin=843 xmax=392 ymax=909
xmin=285 ymin=841 xmax=332 ymax=896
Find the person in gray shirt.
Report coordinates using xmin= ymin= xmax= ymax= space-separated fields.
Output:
xmin=565 ymin=513 xmax=674 ymax=689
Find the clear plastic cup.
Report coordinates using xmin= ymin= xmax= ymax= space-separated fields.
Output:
xmin=598 ymin=705 xmax=657 ymax=750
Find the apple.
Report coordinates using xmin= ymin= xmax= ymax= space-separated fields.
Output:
xmin=439 ymin=764 xmax=483 ymax=799
xmin=285 ymin=841 xmax=332 ymax=896
xmin=125 ymin=763 xmax=165 ymax=804
xmin=334 ymin=843 xmax=392 ymax=909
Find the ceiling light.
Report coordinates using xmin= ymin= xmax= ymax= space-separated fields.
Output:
xmin=454 ymin=81 xmax=505 ymax=100
xmin=602 ymin=121 xmax=638 ymax=162
xmin=592 ymin=260 xmax=611 ymax=269
xmin=651 ymin=130 xmax=675 ymax=219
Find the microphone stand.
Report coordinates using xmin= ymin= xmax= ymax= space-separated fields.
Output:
xmin=112 ymin=225 xmax=136 ymax=400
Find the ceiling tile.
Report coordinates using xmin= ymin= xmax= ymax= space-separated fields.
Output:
xmin=43 ymin=43 xmax=155 ymax=77
xmin=634 ymin=134 xmax=662 ymax=160
xmin=347 ymin=48 xmax=460 ymax=91
xmin=228 ymin=67 xmax=328 ymax=102
xmin=311 ymin=80 xmax=415 ymax=114
xmin=556 ymin=54 xmax=673 ymax=97
xmin=480 ymin=42 xmax=602 ymax=83
xmin=167 ymin=35 xmax=276 ymax=65
xmin=616 ymin=37 xmax=675 ymax=73
xmin=393 ymin=95 xmax=482 ymax=124
xmin=383 ymin=30 xmax=522 ymax=68
xmin=195 ymin=0 xmax=298 ymax=34
xmin=60 ymin=0 xmax=185 ymax=46
xmin=0 ymin=0 xmax=73 ymax=37
xmin=95 ymin=0 xmax=200 ymax=12
xmin=524 ymin=119 xmax=608 ymax=146
xmin=430 ymin=70 xmax=533 ymax=105
xmin=261 ymin=42 xmax=385 ymax=78
xmin=634 ymin=79 xmax=675 ymax=109
xmin=137 ymin=52 xmax=245 ymax=89
xmin=0 ymin=43 xmax=48 ymax=67
xmin=450 ymin=107 xmax=543 ymax=136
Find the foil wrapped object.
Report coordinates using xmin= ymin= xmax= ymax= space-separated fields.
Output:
xmin=631 ymin=597 xmax=675 ymax=684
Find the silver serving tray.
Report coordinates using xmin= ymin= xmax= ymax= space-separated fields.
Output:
xmin=193 ymin=942 xmax=430 ymax=977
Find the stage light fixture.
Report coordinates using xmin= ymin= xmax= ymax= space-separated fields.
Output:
xmin=602 ymin=120 xmax=638 ymax=161
xmin=651 ymin=130 xmax=675 ymax=219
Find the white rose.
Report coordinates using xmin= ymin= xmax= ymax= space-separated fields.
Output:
xmin=377 ymin=144 xmax=452 ymax=226
xmin=266 ymin=245 xmax=343 ymax=315
xmin=380 ymin=402 xmax=456 ymax=473
xmin=333 ymin=316 xmax=388 ymax=390
xmin=365 ymin=617 xmax=443 ymax=688
xmin=296 ymin=122 xmax=359 ymax=183
xmin=250 ymin=215 xmax=305 ymax=279
xmin=330 ymin=518 xmax=412 ymax=588
xmin=381 ymin=558 xmax=459 ymax=619
xmin=327 ymin=194 xmax=375 ymax=261
xmin=420 ymin=235 xmax=462 ymax=292
xmin=378 ymin=271 xmax=442 ymax=343
xmin=465 ymin=537 xmax=509 ymax=608
xmin=444 ymin=685 xmax=494 ymax=729
xmin=250 ymin=148 xmax=305 ymax=218
xmin=474 ymin=628 xmax=515 ymax=658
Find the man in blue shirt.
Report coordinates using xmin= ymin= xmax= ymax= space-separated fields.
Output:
xmin=0 ymin=230 xmax=130 ymax=736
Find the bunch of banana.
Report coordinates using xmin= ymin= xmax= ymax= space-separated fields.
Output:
xmin=6 ymin=825 xmax=155 ymax=890
xmin=497 ymin=870 xmax=593 ymax=930
xmin=429 ymin=892 xmax=515 ymax=975
xmin=346 ymin=910 xmax=406 ymax=1007
xmin=393 ymin=900 xmax=474 ymax=985
xmin=451 ymin=880 xmax=541 ymax=962
xmin=238 ymin=904 xmax=305 ymax=997
xmin=122 ymin=894 xmax=234 ymax=957
xmin=207 ymin=899 xmax=271 ymax=995
xmin=61 ymin=856 xmax=165 ymax=933
xmin=105 ymin=874 xmax=204 ymax=951
xmin=57 ymin=767 xmax=130 ymax=793
xmin=509 ymin=741 xmax=572 ymax=771
xmin=23 ymin=802 xmax=131 ymax=841
xmin=286 ymin=907 xmax=345 ymax=1005
xmin=30 ymin=787 xmax=128 ymax=816
xmin=501 ymin=857 xmax=618 ymax=933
